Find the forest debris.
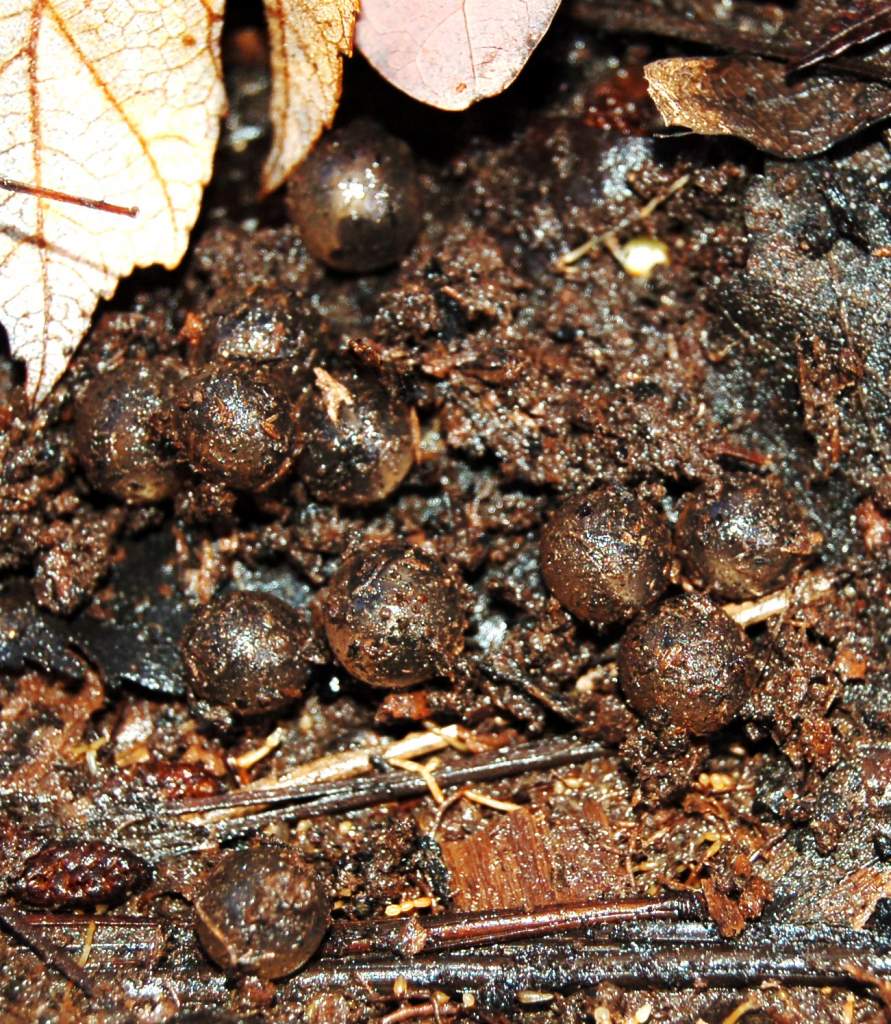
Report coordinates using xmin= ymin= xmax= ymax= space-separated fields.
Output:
xmin=154 ymin=739 xmax=607 ymax=846
xmin=388 ymin=757 xmax=446 ymax=805
xmin=0 ymin=671 xmax=104 ymax=794
xmin=0 ymin=901 xmax=101 ymax=1000
xmin=380 ymin=1001 xmax=461 ymax=1024
xmin=556 ymin=173 xmax=689 ymax=270
xmin=644 ymin=56 xmax=891 ymax=158
xmin=231 ymin=727 xmax=284 ymax=772
xmin=262 ymin=1 xmax=359 ymax=193
xmin=718 ymin=156 xmax=891 ymax=491
xmin=439 ymin=796 xmax=629 ymax=912
xmin=723 ymin=573 xmax=834 ymax=628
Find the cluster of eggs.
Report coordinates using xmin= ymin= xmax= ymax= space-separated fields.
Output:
xmin=66 ymin=120 xmax=822 ymax=987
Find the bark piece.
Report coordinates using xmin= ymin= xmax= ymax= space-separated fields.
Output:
xmin=440 ymin=798 xmax=629 ymax=912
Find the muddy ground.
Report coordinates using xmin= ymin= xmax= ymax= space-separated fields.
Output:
xmin=1 ymin=4 xmax=891 ymax=1023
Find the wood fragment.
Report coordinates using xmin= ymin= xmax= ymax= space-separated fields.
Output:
xmin=440 ymin=799 xmax=629 ymax=912
xmin=0 ymin=901 xmax=100 ymax=1000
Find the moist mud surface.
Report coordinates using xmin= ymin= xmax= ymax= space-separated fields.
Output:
xmin=1 ymin=6 xmax=891 ymax=1023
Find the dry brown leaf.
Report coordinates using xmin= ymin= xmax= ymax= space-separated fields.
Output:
xmin=0 ymin=0 xmax=226 ymax=404
xmin=261 ymin=0 xmax=359 ymax=194
xmin=355 ymin=0 xmax=561 ymax=111
xmin=644 ymin=55 xmax=891 ymax=157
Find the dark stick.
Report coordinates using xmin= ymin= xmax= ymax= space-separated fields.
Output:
xmin=0 ymin=900 xmax=99 ymax=999
xmin=570 ymin=1 xmax=891 ymax=85
xmin=156 ymin=738 xmax=606 ymax=846
xmin=325 ymin=894 xmax=704 ymax=957
xmin=0 ymin=176 xmax=139 ymax=217
xmin=163 ymin=737 xmax=605 ymax=817
xmin=297 ymin=930 xmax=891 ymax=1004
xmin=478 ymin=664 xmax=586 ymax=723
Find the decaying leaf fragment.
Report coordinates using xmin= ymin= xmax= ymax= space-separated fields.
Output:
xmin=261 ymin=0 xmax=360 ymax=194
xmin=356 ymin=0 xmax=561 ymax=111
xmin=645 ymin=55 xmax=891 ymax=158
xmin=0 ymin=0 xmax=226 ymax=404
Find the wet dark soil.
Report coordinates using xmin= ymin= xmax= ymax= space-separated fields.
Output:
xmin=1 ymin=5 xmax=891 ymax=1023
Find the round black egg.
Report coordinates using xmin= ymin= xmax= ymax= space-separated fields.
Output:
xmin=194 ymin=847 xmax=328 ymax=979
xmin=74 ymin=360 xmax=181 ymax=504
xmin=540 ymin=484 xmax=672 ymax=625
xmin=286 ymin=120 xmax=422 ymax=273
xmin=169 ymin=362 xmax=296 ymax=491
xmin=675 ymin=480 xmax=819 ymax=600
xmin=180 ymin=591 xmax=312 ymax=714
xmin=618 ymin=592 xmax=755 ymax=736
xmin=322 ymin=541 xmax=464 ymax=688
xmin=295 ymin=368 xmax=414 ymax=506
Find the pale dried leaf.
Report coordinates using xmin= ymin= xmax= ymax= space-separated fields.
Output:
xmin=355 ymin=0 xmax=561 ymax=111
xmin=261 ymin=0 xmax=359 ymax=194
xmin=0 ymin=0 xmax=226 ymax=404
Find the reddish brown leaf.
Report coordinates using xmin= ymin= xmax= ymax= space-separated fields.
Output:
xmin=355 ymin=0 xmax=561 ymax=111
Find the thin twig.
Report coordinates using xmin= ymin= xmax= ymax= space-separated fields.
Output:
xmin=381 ymin=1002 xmax=461 ymax=1024
xmin=0 ymin=176 xmax=138 ymax=217
xmin=134 ymin=738 xmax=605 ymax=845
xmin=324 ymin=894 xmax=703 ymax=957
xmin=723 ymin=571 xmax=834 ymax=628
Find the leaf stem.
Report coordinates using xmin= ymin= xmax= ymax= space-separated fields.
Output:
xmin=0 ymin=177 xmax=138 ymax=217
